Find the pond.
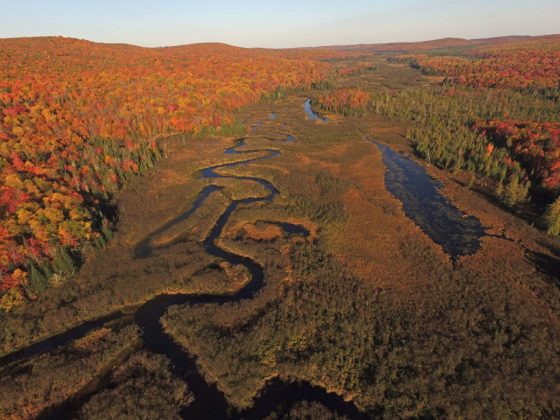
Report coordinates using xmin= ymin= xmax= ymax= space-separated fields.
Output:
xmin=375 ymin=142 xmax=486 ymax=259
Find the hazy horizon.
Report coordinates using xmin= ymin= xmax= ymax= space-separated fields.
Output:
xmin=1 ymin=0 xmax=559 ymax=49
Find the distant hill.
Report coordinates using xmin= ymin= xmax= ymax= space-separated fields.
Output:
xmin=319 ymin=34 xmax=560 ymax=53
xmin=2 ymin=34 xmax=559 ymax=55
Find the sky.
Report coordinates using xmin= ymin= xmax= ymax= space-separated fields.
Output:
xmin=1 ymin=0 xmax=558 ymax=48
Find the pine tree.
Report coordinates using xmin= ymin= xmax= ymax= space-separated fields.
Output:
xmin=53 ymin=248 xmax=76 ymax=276
xmin=503 ymin=175 xmax=530 ymax=207
xmin=28 ymin=265 xmax=49 ymax=294
xmin=495 ymin=182 xmax=504 ymax=198
xmin=545 ymin=197 xmax=560 ymax=236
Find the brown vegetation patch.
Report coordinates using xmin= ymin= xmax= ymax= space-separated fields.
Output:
xmin=72 ymin=327 xmax=112 ymax=351
xmin=211 ymin=178 xmax=270 ymax=201
xmin=365 ymin=119 xmax=409 ymax=148
xmin=77 ymin=351 xmax=192 ymax=419
xmin=242 ymin=222 xmax=284 ymax=241
xmin=149 ymin=169 xmax=190 ymax=195
xmin=0 ymin=326 xmax=139 ymax=420
xmin=323 ymin=142 xmax=448 ymax=294
xmin=220 ymin=262 xmax=251 ymax=290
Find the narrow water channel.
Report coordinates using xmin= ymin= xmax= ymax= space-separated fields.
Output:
xmin=304 ymin=98 xmax=328 ymax=122
xmin=132 ymin=133 xmax=364 ymax=419
xmin=1 ymin=119 xmax=366 ymax=419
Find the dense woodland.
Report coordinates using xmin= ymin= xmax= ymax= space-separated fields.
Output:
xmin=0 ymin=37 xmax=331 ymax=309
xmin=316 ymin=88 xmax=370 ymax=116
xmin=315 ymin=36 xmax=560 ymax=231
xmin=406 ymin=37 xmax=560 ymax=91
xmin=3 ymin=35 xmax=560 ymax=311
xmin=165 ymin=239 xmax=560 ymax=417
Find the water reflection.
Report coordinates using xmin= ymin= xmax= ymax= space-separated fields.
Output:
xmin=376 ymin=142 xmax=485 ymax=259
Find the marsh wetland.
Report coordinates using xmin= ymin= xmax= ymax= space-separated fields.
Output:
xmin=1 ymin=50 xmax=560 ymax=420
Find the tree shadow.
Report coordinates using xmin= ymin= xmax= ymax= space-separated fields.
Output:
xmin=526 ymin=251 xmax=560 ymax=287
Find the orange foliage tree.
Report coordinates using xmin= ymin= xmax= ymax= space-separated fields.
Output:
xmin=403 ymin=37 xmax=560 ymax=91
xmin=474 ymin=120 xmax=560 ymax=193
xmin=0 ymin=37 xmax=331 ymax=308
xmin=316 ymin=89 xmax=370 ymax=116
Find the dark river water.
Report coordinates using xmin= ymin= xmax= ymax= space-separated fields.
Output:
xmin=133 ymin=134 xmax=364 ymax=419
xmin=2 ymin=123 xmax=367 ymax=419
xmin=375 ymin=142 xmax=486 ymax=259
xmin=304 ymin=98 xmax=328 ymax=122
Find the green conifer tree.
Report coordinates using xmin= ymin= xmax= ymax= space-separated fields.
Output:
xmin=545 ymin=197 xmax=560 ymax=236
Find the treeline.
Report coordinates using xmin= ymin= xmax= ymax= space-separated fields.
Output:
xmin=390 ymin=36 xmax=560 ymax=94
xmin=314 ymin=89 xmax=371 ymax=117
xmin=367 ymin=83 xmax=560 ymax=231
xmin=0 ymin=135 xmax=161 ymax=311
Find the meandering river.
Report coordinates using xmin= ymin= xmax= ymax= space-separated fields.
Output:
xmin=134 ymin=129 xmax=365 ymax=419
xmin=2 ymin=106 xmax=366 ymax=419
xmin=1 ymin=104 xmax=492 ymax=418
xmin=304 ymin=98 xmax=328 ymax=122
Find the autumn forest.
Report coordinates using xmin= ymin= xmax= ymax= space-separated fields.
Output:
xmin=1 ymin=31 xmax=560 ymax=419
